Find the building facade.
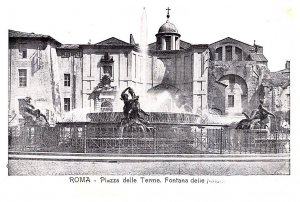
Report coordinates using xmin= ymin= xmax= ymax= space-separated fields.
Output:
xmin=8 ymin=13 xmax=290 ymax=125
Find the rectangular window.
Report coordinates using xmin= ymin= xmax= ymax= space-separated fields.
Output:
xmin=235 ymin=47 xmax=242 ymax=61
xmin=225 ymin=46 xmax=232 ymax=61
xmin=201 ymin=55 xmax=204 ymax=76
xmin=62 ymin=51 xmax=70 ymax=58
xmin=64 ymin=74 xmax=71 ymax=86
xmin=165 ymin=36 xmax=171 ymax=50
xmin=64 ymin=98 xmax=70 ymax=111
xmin=216 ymin=47 xmax=222 ymax=61
xmin=228 ymin=95 xmax=234 ymax=107
xmin=75 ymin=51 xmax=82 ymax=58
xmin=102 ymin=66 xmax=112 ymax=77
xmin=22 ymin=50 xmax=27 ymax=58
xmin=18 ymin=69 xmax=27 ymax=87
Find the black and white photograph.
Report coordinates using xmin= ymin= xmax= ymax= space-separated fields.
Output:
xmin=1 ymin=0 xmax=299 ymax=201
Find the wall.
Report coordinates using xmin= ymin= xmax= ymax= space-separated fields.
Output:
xmin=208 ymin=39 xmax=269 ymax=115
xmin=56 ymin=49 xmax=83 ymax=114
xmin=9 ymin=39 xmax=59 ymax=124
xmin=264 ymin=85 xmax=290 ymax=113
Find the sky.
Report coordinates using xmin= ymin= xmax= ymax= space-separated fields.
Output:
xmin=4 ymin=0 xmax=299 ymax=71
xmin=3 ymin=0 xmax=298 ymax=122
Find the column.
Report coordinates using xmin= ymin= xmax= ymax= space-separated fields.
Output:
xmin=222 ymin=46 xmax=226 ymax=61
xmin=161 ymin=37 xmax=166 ymax=50
xmin=232 ymin=46 xmax=236 ymax=61
xmin=172 ymin=36 xmax=176 ymax=50
xmin=176 ymin=38 xmax=180 ymax=50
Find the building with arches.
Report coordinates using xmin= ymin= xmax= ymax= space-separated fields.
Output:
xmin=207 ymin=37 xmax=270 ymax=115
xmin=8 ymin=9 xmax=289 ymax=125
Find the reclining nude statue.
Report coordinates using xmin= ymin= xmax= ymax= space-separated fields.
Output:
xmin=120 ymin=87 xmax=150 ymax=132
xmin=19 ymin=97 xmax=49 ymax=126
xmin=236 ymin=99 xmax=275 ymax=130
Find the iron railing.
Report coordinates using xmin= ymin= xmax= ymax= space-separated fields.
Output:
xmin=8 ymin=123 xmax=290 ymax=154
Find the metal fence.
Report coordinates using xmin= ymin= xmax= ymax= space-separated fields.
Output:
xmin=194 ymin=128 xmax=290 ymax=154
xmin=8 ymin=123 xmax=290 ymax=154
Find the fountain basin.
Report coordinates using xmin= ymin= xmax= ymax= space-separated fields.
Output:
xmin=87 ymin=112 xmax=200 ymax=124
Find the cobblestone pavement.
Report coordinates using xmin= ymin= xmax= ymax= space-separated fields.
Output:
xmin=8 ymin=158 xmax=289 ymax=175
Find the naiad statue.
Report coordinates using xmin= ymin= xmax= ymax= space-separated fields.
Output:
xmin=19 ymin=97 xmax=49 ymax=126
xmin=236 ymin=99 xmax=275 ymax=130
xmin=120 ymin=87 xmax=150 ymax=132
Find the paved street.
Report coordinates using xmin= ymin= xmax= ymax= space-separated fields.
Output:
xmin=8 ymin=153 xmax=290 ymax=175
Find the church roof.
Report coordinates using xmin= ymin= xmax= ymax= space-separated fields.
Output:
xmin=158 ymin=21 xmax=179 ymax=34
xmin=95 ymin=37 xmax=133 ymax=47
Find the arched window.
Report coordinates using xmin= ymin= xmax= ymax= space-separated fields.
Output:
xmin=101 ymin=101 xmax=113 ymax=112
xmin=215 ymin=47 xmax=222 ymax=61
xmin=235 ymin=47 xmax=242 ymax=61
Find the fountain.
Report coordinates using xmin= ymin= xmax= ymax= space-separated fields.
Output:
xmin=8 ymin=8 xmax=290 ymax=156
xmin=87 ymin=9 xmax=194 ymax=120
xmin=8 ymin=8 xmax=234 ymax=154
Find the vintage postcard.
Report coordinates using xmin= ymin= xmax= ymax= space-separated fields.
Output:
xmin=2 ymin=0 xmax=299 ymax=201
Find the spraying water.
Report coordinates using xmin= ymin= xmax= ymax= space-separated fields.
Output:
xmin=61 ymin=107 xmax=92 ymax=122
xmin=140 ymin=7 xmax=148 ymax=94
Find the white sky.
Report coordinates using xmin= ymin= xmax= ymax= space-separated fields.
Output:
xmin=5 ymin=0 xmax=299 ymax=71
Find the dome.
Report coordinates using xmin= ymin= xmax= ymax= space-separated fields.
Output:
xmin=158 ymin=22 xmax=178 ymax=34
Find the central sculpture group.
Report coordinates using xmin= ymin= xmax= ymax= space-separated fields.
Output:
xmin=120 ymin=87 xmax=150 ymax=131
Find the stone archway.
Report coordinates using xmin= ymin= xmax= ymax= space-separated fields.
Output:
xmin=218 ymin=74 xmax=248 ymax=115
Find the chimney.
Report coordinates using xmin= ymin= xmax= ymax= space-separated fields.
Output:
xmin=285 ymin=60 xmax=290 ymax=69
xmin=130 ymin=34 xmax=136 ymax=45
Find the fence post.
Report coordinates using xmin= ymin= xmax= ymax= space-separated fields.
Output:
xmin=84 ymin=125 xmax=87 ymax=153
xmin=153 ymin=127 xmax=157 ymax=154
xmin=275 ymin=131 xmax=278 ymax=154
xmin=220 ymin=128 xmax=223 ymax=154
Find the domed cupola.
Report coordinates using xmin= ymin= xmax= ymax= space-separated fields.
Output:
xmin=158 ymin=22 xmax=179 ymax=34
xmin=156 ymin=8 xmax=181 ymax=50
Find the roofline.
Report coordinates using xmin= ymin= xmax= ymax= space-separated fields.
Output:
xmin=95 ymin=37 xmax=132 ymax=46
xmin=209 ymin=37 xmax=253 ymax=47
xmin=191 ymin=44 xmax=209 ymax=49
xmin=80 ymin=44 xmax=135 ymax=48
xmin=147 ymin=39 xmax=191 ymax=46
xmin=155 ymin=32 xmax=181 ymax=37
xmin=180 ymin=39 xmax=191 ymax=45
xmin=9 ymin=29 xmax=61 ymax=45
